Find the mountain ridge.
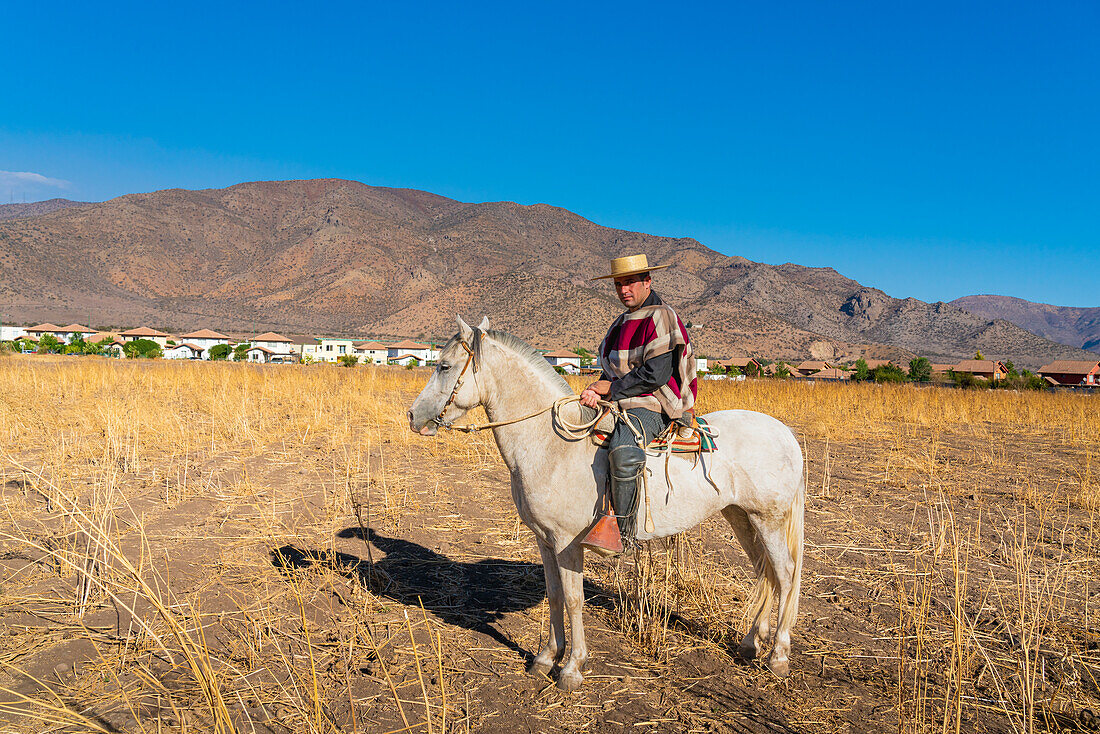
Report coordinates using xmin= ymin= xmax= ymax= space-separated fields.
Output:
xmin=951 ymin=295 xmax=1100 ymax=354
xmin=0 ymin=179 xmax=1091 ymax=367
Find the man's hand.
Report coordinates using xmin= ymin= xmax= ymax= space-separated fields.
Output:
xmin=579 ymin=380 xmax=611 ymax=408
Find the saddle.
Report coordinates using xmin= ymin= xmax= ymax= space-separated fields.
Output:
xmin=591 ymin=414 xmax=718 ymax=454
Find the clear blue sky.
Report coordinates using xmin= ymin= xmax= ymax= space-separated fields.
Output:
xmin=3 ymin=1 xmax=1097 ymax=306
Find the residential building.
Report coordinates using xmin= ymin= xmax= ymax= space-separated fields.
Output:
xmin=387 ymin=340 xmax=438 ymax=364
xmin=122 ymin=326 xmax=171 ymax=347
xmin=0 ymin=326 xmax=27 ymax=341
xmin=952 ymin=359 xmax=1007 ymax=381
xmin=794 ymin=360 xmax=831 ymax=377
xmin=711 ymin=357 xmax=762 ymax=374
xmin=806 ymin=367 xmax=852 ymax=381
xmin=315 ymin=337 xmax=356 ymax=363
xmin=543 ymin=349 xmax=582 ymax=373
xmin=180 ymin=329 xmax=230 ymax=359
xmin=287 ymin=336 xmax=319 ymax=362
xmin=1038 ymin=360 xmax=1100 ymax=386
xmin=250 ymin=332 xmax=295 ymax=356
xmin=164 ymin=343 xmax=205 ymax=360
xmin=245 ymin=345 xmax=296 ymax=364
xmin=25 ymin=323 xmax=62 ymax=340
xmin=354 ymin=341 xmax=389 ymax=364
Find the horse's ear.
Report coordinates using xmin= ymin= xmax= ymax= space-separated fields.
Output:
xmin=471 ymin=325 xmax=485 ymax=372
xmin=456 ymin=315 xmax=474 ymax=344
xmin=477 ymin=316 xmax=490 ymax=331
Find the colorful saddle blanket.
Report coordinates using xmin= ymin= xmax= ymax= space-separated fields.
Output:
xmin=592 ymin=416 xmax=718 ymax=453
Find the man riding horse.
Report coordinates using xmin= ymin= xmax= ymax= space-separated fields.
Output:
xmin=579 ymin=254 xmax=698 ymax=554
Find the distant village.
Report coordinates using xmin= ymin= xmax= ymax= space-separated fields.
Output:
xmin=2 ymin=322 xmax=1098 ymax=389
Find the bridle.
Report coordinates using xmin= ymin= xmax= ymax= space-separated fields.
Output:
xmin=431 ymin=340 xmax=477 ymax=429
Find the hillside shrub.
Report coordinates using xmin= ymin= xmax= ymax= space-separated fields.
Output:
xmin=338 ymin=355 xmax=359 ymax=368
xmin=209 ymin=344 xmax=230 ymax=360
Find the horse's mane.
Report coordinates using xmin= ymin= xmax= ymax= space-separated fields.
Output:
xmin=441 ymin=329 xmax=573 ymax=394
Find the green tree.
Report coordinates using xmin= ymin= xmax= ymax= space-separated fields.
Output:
xmin=83 ymin=338 xmax=108 ymax=356
xmin=852 ymin=358 xmax=870 ymax=382
xmin=773 ymin=362 xmax=791 ymax=379
xmin=209 ymin=343 xmax=230 ymax=361
xmin=37 ymin=334 xmax=62 ymax=353
xmin=338 ymin=354 xmax=359 ymax=367
xmin=124 ymin=338 xmax=162 ymax=359
xmin=65 ymin=333 xmax=87 ymax=354
xmin=233 ymin=343 xmax=250 ymax=361
xmin=908 ymin=357 xmax=932 ymax=383
xmin=871 ymin=364 xmax=908 ymax=383
xmin=727 ymin=365 xmax=742 ymax=377
xmin=1004 ymin=360 xmax=1019 ymax=379
xmin=974 ymin=350 xmax=984 ymax=360
xmin=573 ymin=347 xmax=594 ymax=367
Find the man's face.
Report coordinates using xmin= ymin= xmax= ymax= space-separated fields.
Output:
xmin=614 ymin=273 xmax=652 ymax=310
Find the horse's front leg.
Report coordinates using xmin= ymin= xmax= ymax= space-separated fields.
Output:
xmin=528 ymin=539 xmax=566 ymax=676
xmin=556 ymin=544 xmax=588 ymax=692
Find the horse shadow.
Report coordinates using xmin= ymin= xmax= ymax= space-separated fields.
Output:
xmin=271 ymin=528 xmax=612 ymax=662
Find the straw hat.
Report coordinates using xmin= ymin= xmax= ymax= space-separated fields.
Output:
xmin=591 ymin=254 xmax=671 ymax=281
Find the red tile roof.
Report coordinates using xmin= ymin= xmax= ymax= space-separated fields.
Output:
xmin=122 ymin=326 xmax=169 ymax=337
xmin=182 ymin=328 xmax=229 ymax=339
xmin=544 ymin=349 xmax=581 ymax=359
xmin=354 ymin=341 xmax=388 ymax=350
xmin=26 ymin=323 xmax=61 ymax=332
xmin=58 ymin=323 xmax=96 ymax=333
xmin=954 ymin=360 xmax=1005 ymax=373
xmin=1038 ymin=360 xmax=1100 ymax=375
xmin=251 ymin=332 xmax=292 ymax=342
xmin=389 ymin=339 xmax=430 ymax=349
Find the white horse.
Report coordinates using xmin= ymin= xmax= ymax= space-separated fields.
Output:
xmin=407 ymin=317 xmax=805 ymax=691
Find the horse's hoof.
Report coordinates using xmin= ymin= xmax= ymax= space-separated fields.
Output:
xmin=557 ymin=670 xmax=583 ymax=692
xmin=768 ymin=657 xmax=790 ymax=677
xmin=736 ymin=644 xmax=757 ymax=661
xmin=527 ymin=658 xmax=552 ymax=677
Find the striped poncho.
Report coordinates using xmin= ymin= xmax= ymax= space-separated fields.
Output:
xmin=599 ymin=301 xmax=698 ymax=420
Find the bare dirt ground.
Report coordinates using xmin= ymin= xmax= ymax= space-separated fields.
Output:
xmin=0 ymin=356 xmax=1098 ymax=733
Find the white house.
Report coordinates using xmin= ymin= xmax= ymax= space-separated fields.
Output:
xmin=311 ymin=337 xmax=355 ymax=362
xmin=0 ymin=325 xmax=27 ymax=341
xmin=543 ymin=349 xmax=582 ymax=373
xmin=245 ymin=345 xmax=296 ymax=364
xmin=180 ymin=329 xmax=230 ymax=359
xmin=25 ymin=323 xmax=65 ymax=343
xmin=122 ymin=326 xmax=171 ymax=347
xmin=250 ymin=332 xmax=295 ymax=356
xmin=354 ymin=341 xmax=389 ymax=364
xmin=387 ymin=340 xmax=438 ymax=365
xmin=54 ymin=324 xmax=98 ymax=344
xmin=164 ymin=343 xmax=205 ymax=360
xmin=287 ymin=336 xmax=319 ymax=362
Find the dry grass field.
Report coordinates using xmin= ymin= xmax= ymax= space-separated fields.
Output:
xmin=0 ymin=354 xmax=1098 ymax=733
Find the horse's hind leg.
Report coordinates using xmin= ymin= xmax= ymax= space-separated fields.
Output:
xmin=750 ymin=515 xmax=797 ymax=676
xmin=721 ymin=506 xmax=773 ymax=661
xmin=528 ymin=539 xmax=566 ymax=676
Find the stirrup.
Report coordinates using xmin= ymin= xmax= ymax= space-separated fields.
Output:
xmin=581 ymin=513 xmax=623 ymax=557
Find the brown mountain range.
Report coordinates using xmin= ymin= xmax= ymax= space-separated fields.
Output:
xmin=951 ymin=295 xmax=1100 ymax=354
xmin=0 ymin=179 xmax=1091 ymax=367
xmin=0 ymin=198 xmax=87 ymax=220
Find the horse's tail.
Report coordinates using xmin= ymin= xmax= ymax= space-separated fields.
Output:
xmin=781 ymin=474 xmax=805 ymax=625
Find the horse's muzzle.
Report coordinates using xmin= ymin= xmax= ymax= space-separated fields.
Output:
xmin=408 ymin=410 xmax=438 ymax=436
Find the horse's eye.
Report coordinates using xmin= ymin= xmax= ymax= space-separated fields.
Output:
xmin=439 ymin=363 xmax=451 ymax=372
